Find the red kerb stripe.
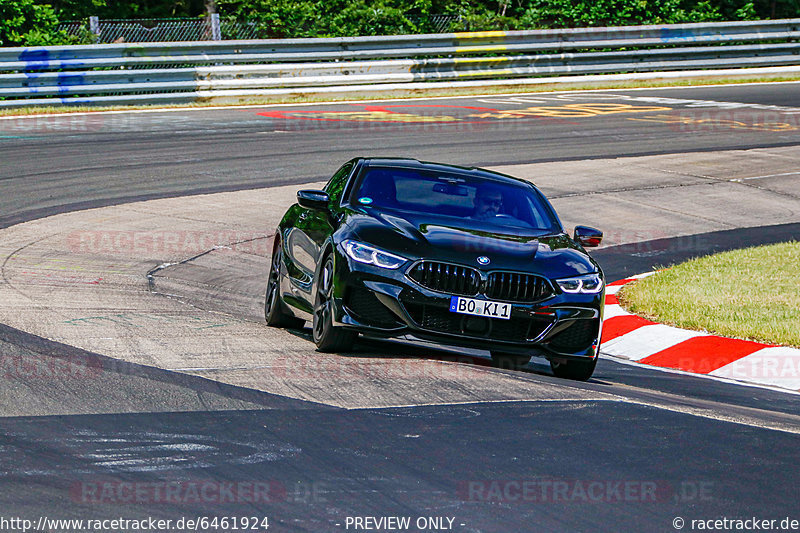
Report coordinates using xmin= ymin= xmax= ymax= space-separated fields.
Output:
xmin=639 ymin=336 xmax=772 ymax=374
xmin=607 ymin=278 xmax=634 ymax=287
xmin=600 ymin=315 xmax=655 ymax=343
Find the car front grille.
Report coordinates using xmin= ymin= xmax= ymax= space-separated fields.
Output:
xmin=486 ymin=271 xmax=554 ymax=303
xmin=407 ymin=261 xmax=481 ymax=296
xmin=408 ymin=261 xmax=553 ymax=303
xmin=402 ymin=301 xmax=551 ymax=342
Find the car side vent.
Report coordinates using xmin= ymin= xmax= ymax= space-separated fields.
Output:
xmin=546 ymin=319 xmax=598 ymax=352
xmin=486 ymin=272 xmax=554 ymax=303
xmin=408 ymin=262 xmax=481 ymax=296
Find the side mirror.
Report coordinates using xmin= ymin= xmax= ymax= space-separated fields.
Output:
xmin=297 ymin=190 xmax=330 ymax=211
xmin=574 ymin=226 xmax=603 ymax=248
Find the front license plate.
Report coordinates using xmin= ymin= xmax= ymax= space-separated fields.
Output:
xmin=449 ymin=296 xmax=511 ymax=320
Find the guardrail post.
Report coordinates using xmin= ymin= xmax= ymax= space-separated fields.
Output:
xmin=210 ymin=13 xmax=222 ymax=41
xmin=89 ymin=16 xmax=100 ymax=37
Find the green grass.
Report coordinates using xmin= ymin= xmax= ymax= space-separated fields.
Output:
xmin=618 ymin=241 xmax=800 ymax=348
xmin=2 ymin=74 xmax=800 ymax=117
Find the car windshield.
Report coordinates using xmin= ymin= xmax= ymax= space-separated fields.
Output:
xmin=350 ymin=166 xmax=559 ymax=231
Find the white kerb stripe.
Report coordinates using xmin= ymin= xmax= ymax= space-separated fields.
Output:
xmin=601 ymin=324 xmax=707 ymax=361
xmin=709 ymin=347 xmax=800 ymax=390
xmin=603 ymin=304 xmax=631 ymax=320
xmin=606 ymin=285 xmax=626 ymax=295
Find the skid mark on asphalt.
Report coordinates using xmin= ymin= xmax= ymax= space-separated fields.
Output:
xmin=0 ymin=429 xmax=301 ymax=477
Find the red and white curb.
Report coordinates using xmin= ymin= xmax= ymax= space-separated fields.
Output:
xmin=600 ymin=273 xmax=800 ymax=392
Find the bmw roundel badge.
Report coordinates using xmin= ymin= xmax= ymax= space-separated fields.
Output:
xmin=477 ymin=256 xmax=490 ymax=265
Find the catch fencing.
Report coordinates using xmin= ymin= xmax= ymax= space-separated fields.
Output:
xmin=2 ymin=19 xmax=799 ymax=108
xmin=56 ymin=15 xmax=462 ymax=43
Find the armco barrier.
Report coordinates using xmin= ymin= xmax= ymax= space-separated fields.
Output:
xmin=1 ymin=19 xmax=799 ymax=108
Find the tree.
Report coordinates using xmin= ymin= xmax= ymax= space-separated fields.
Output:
xmin=45 ymin=0 xmax=207 ymax=19
xmin=519 ymin=0 xmax=722 ymax=28
xmin=0 ymin=0 xmax=62 ymax=46
xmin=217 ymin=0 xmax=424 ymax=38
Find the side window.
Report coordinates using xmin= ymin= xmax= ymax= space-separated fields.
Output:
xmin=324 ymin=161 xmax=354 ymax=204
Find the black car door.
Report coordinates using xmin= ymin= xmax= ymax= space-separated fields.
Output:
xmin=287 ymin=160 xmax=355 ymax=307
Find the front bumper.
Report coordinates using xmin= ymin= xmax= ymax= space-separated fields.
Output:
xmin=331 ymin=251 xmax=603 ymax=361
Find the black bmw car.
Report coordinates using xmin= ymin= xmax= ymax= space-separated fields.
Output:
xmin=265 ymin=158 xmax=605 ymax=380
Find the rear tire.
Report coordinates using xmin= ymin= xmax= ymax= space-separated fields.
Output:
xmin=265 ymin=240 xmax=305 ymax=329
xmin=550 ymin=357 xmax=597 ymax=381
xmin=312 ymin=255 xmax=356 ymax=352
xmin=490 ymin=351 xmax=531 ymax=370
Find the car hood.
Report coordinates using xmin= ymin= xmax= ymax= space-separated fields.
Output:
xmin=345 ymin=210 xmax=600 ymax=278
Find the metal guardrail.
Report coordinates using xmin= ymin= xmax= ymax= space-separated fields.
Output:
xmin=1 ymin=19 xmax=799 ymax=108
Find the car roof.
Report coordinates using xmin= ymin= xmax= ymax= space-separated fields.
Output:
xmin=359 ymin=157 xmax=535 ymax=188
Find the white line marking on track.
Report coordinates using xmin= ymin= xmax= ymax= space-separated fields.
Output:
xmin=2 ymin=80 xmax=800 ymax=120
xmin=346 ymin=398 xmax=627 ymax=410
xmin=733 ymin=171 xmax=800 ymax=181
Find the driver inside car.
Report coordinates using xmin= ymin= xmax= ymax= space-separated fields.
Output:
xmin=470 ymin=185 xmax=504 ymax=220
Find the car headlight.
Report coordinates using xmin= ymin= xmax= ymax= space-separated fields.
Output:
xmin=342 ymin=240 xmax=407 ymax=269
xmin=555 ymin=273 xmax=604 ymax=294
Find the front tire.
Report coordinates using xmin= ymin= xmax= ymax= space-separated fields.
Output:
xmin=550 ymin=357 xmax=597 ymax=381
xmin=490 ymin=351 xmax=531 ymax=369
xmin=312 ymin=255 xmax=356 ymax=352
xmin=265 ymin=240 xmax=305 ymax=329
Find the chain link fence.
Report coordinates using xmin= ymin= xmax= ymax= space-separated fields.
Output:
xmin=407 ymin=14 xmax=462 ymax=33
xmin=57 ymin=15 xmax=462 ymax=43
xmin=58 ymin=18 xmax=265 ymax=43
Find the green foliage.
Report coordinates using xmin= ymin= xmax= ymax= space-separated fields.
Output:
xmin=0 ymin=0 xmax=785 ymax=47
xmin=47 ymin=0 xmax=207 ymax=19
xmin=429 ymin=0 xmax=523 ymax=31
xmin=458 ymin=13 xmax=521 ymax=31
xmin=217 ymin=0 xmax=773 ymax=37
xmin=734 ymin=2 xmax=759 ymax=19
xmin=519 ymin=0 xmax=722 ymax=28
xmin=751 ymin=0 xmax=800 ymax=19
xmin=707 ymin=0 xmax=800 ymax=20
xmin=217 ymin=0 xmax=432 ymax=37
xmin=0 ymin=0 xmax=63 ymax=46
xmin=47 ymin=0 xmax=107 ymax=20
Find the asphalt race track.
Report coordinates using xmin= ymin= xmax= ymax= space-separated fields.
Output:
xmin=1 ymin=83 xmax=799 ymax=532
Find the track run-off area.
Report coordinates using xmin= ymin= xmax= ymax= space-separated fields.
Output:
xmin=1 ymin=83 xmax=799 ymax=532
